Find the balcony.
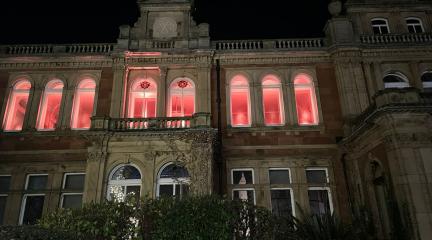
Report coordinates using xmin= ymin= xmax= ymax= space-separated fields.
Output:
xmin=212 ymin=38 xmax=325 ymax=51
xmin=0 ymin=43 xmax=114 ymax=56
xmin=90 ymin=113 xmax=211 ymax=132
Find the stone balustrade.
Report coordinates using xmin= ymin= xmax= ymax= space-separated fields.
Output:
xmin=212 ymin=38 xmax=324 ymax=51
xmin=0 ymin=43 xmax=114 ymax=55
xmin=360 ymin=33 xmax=432 ymax=45
xmin=91 ymin=113 xmax=211 ymax=132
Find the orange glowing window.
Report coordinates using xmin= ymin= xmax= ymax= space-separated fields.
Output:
xmin=294 ymin=74 xmax=319 ymax=125
xmin=169 ymin=78 xmax=195 ymax=117
xmin=230 ymin=75 xmax=251 ymax=127
xmin=3 ymin=80 xmax=31 ymax=131
xmin=36 ymin=80 xmax=64 ymax=131
xmin=71 ymin=79 xmax=96 ymax=129
xmin=128 ymin=79 xmax=157 ymax=118
xmin=262 ymin=76 xmax=284 ymax=125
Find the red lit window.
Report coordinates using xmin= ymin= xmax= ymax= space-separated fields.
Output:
xmin=71 ymin=79 xmax=96 ymax=129
xmin=230 ymin=75 xmax=251 ymax=127
xmin=128 ymin=79 xmax=157 ymax=118
xmin=3 ymin=80 xmax=31 ymax=131
xmin=169 ymin=79 xmax=195 ymax=117
xmin=36 ymin=80 xmax=64 ymax=130
xmin=262 ymin=76 xmax=284 ymax=125
xmin=294 ymin=74 xmax=319 ymax=125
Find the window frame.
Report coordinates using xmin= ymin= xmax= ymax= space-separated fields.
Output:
xmin=107 ymin=164 xmax=142 ymax=201
xmin=262 ymin=75 xmax=285 ymax=126
xmin=70 ymin=79 xmax=97 ymax=130
xmin=231 ymin=168 xmax=255 ymax=185
xmin=156 ymin=162 xmax=191 ymax=198
xmin=36 ymin=79 xmax=65 ymax=131
xmin=406 ymin=17 xmax=424 ymax=34
xmin=232 ymin=188 xmax=256 ymax=205
xmin=307 ymin=186 xmax=334 ymax=214
xmin=229 ymin=75 xmax=252 ymax=128
xmin=305 ymin=167 xmax=329 ymax=184
xmin=383 ymin=72 xmax=410 ymax=89
xmin=19 ymin=193 xmax=45 ymax=225
xmin=421 ymin=71 xmax=432 ymax=89
xmin=0 ymin=175 xmax=11 ymax=225
xmin=127 ymin=78 xmax=157 ymax=119
xmin=268 ymin=168 xmax=292 ymax=185
xmin=293 ymin=73 xmax=320 ymax=126
xmin=24 ymin=174 xmax=48 ymax=191
xmin=60 ymin=173 xmax=85 ymax=208
xmin=371 ymin=18 xmax=390 ymax=34
xmin=270 ymin=187 xmax=296 ymax=217
xmin=168 ymin=78 xmax=196 ymax=117
xmin=60 ymin=193 xmax=84 ymax=209
xmin=2 ymin=80 xmax=32 ymax=132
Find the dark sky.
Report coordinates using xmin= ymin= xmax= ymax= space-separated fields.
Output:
xmin=0 ymin=0 xmax=331 ymax=44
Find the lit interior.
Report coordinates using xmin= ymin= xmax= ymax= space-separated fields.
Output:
xmin=71 ymin=79 xmax=96 ymax=129
xmin=3 ymin=80 xmax=31 ymax=131
xmin=169 ymin=79 xmax=195 ymax=117
xmin=128 ymin=78 xmax=157 ymax=118
xmin=36 ymin=80 xmax=64 ymax=130
xmin=294 ymin=74 xmax=318 ymax=125
xmin=262 ymin=76 xmax=283 ymax=125
xmin=230 ymin=75 xmax=250 ymax=126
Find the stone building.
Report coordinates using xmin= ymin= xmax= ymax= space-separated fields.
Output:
xmin=0 ymin=0 xmax=431 ymax=239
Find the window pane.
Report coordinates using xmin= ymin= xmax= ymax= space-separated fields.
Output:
xmin=0 ymin=196 xmax=7 ymax=225
xmin=231 ymin=90 xmax=250 ymax=126
xmin=308 ymin=190 xmax=331 ymax=215
xmin=232 ymin=170 xmax=253 ymax=184
xmin=159 ymin=185 xmax=174 ymax=197
xmin=71 ymin=91 xmax=95 ymax=129
xmin=183 ymin=95 xmax=194 ymax=116
xmin=233 ymin=190 xmax=254 ymax=203
xmin=27 ymin=175 xmax=47 ymax=191
xmin=62 ymin=195 xmax=82 ymax=209
xmin=306 ymin=170 xmax=327 ymax=184
xmin=160 ymin=164 xmax=189 ymax=179
xmin=125 ymin=185 xmax=140 ymax=201
xmin=295 ymin=87 xmax=318 ymax=125
xmin=269 ymin=170 xmax=290 ymax=184
xmin=263 ymin=88 xmax=282 ymax=125
xmin=111 ymin=166 xmax=141 ymax=180
xmin=64 ymin=174 xmax=85 ymax=190
xmin=37 ymin=90 xmax=63 ymax=130
xmin=271 ymin=190 xmax=293 ymax=217
xmin=175 ymin=184 xmax=189 ymax=197
xmin=109 ymin=185 xmax=125 ymax=201
xmin=4 ymin=91 xmax=30 ymax=131
xmin=22 ymin=195 xmax=45 ymax=225
xmin=0 ymin=176 xmax=11 ymax=193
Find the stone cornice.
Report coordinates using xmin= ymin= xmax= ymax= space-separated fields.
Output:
xmin=215 ymin=51 xmax=331 ymax=65
xmin=0 ymin=56 xmax=113 ymax=70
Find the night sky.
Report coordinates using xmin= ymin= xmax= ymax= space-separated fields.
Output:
xmin=0 ymin=0 xmax=331 ymax=44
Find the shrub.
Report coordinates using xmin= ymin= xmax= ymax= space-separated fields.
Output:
xmin=0 ymin=225 xmax=77 ymax=240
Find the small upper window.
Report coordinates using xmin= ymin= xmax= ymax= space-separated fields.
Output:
xmin=169 ymin=78 xmax=195 ymax=117
xmin=262 ymin=75 xmax=284 ymax=125
xmin=230 ymin=75 xmax=251 ymax=127
xmin=294 ymin=74 xmax=319 ymax=125
xmin=71 ymin=79 xmax=96 ymax=129
xmin=371 ymin=18 xmax=390 ymax=34
xmin=3 ymin=80 xmax=31 ymax=131
xmin=421 ymin=71 xmax=432 ymax=89
xmin=128 ymin=78 xmax=157 ymax=118
xmin=36 ymin=80 xmax=64 ymax=131
xmin=406 ymin=17 xmax=424 ymax=34
xmin=383 ymin=72 xmax=410 ymax=89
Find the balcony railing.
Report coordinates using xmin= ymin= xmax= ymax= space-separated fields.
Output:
xmin=91 ymin=113 xmax=211 ymax=132
xmin=212 ymin=38 xmax=325 ymax=51
xmin=0 ymin=43 xmax=114 ymax=55
xmin=360 ymin=33 xmax=432 ymax=45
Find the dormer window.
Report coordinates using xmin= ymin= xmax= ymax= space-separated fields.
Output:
xmin=371 ymin=18 xmax=390 ymax=34
xmin=406 ymin=18 xmax=424 ymax=34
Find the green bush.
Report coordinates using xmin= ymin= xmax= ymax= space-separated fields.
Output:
xmin=0 ymin=225 xmax=77 ymax=240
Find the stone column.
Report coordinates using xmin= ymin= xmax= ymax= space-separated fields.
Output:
xmin=409 ymin=62 xmax=422 ymax=89
xmin=196 ymin=66 xmax=211 ymax=113
xmin=60 ymin=80 xmax=75 ymax=130
xmin=24 ymin=81 xmax=43 ymax=130
xmin=83 ymin=150 xmax=108 ymax=203
xmin=157 ymin=66 xmax=167 ymax=117
xmin=110 ymin=58 xmax=126 ymax=118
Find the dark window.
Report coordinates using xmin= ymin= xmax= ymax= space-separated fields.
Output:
xmin=27 ymin=175 xmax=47 ymax=191
xmin=159 ymin=185 xmax=173 ymax=197
xmin=271 ymin=189 xmax=293 ymax=217
xmin=22 ymin=195 xmax=45 ymax=225
xmin=62 ymin=195 xmax=82 ymax=209
xmin=0 ymin=176 xmax=11 ymax=192
xmin=232 ymin=170 xmax=253 ymax=184
xmin=269 ymin=170 xmax=290 ymax=184
xmin=233 ymin=189 xmax=255 ymax=203
xmin=406 ymin=18 xmax=423 ymax=33
xmin=111 ymin=166 xmax=141 ymax=180
xmin=371 ymin=19 xmax=389 ymax=34
xmin=308 ymin=190 xmax=330 ymax=215
xmin=160 ymin=164 xmax=189 ymax=179
xmin=0 ymin=196 xmax=7 ymax=225
xmin=63 ymin=174 xmax=85 ymax=190
xmin=306 ymin=170 xmax=327 ymax=184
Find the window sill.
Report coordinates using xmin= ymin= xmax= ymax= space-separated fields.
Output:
xmin=226 ymin=124 xmax=325 ymax=136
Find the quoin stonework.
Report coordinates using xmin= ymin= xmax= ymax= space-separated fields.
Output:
xmin=1 ymin=0 xmax=432 ymax=239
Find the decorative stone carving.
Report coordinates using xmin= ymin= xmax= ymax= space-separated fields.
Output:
xmin=328 ymin=0 xmax=342 ymax=17
xmin=153 ymin=17 xmax=177 ymax=39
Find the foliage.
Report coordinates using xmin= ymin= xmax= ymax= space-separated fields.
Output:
xmin=0 ymin=225 xmax=77 ymax=240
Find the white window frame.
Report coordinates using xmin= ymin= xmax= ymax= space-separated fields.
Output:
xmin=229 ymin=76 xmax=252 ymax=128
xmin=231 ymin=168 xmax=255 ymax=185
xmin=71 ymin=79 xmax=97 ymax=130
xmin=406 ymin=17 xmax=424 ymax=34
xmin=62 ymin=173 xmax=85 ymax=189
xmin=24 ymin=174 xmax=48 ymax=190
xmin=270 ymin=187 xmax=296 ymax=217
xmin=383 ymin=73 xmax=410 ymax=89
xmin=307 ymin=186 xmax=334 ymax=214
xmin=2 ymin=80 xmax=31 ymax=132
xmin=232 ymin=188 xmax=256 ymax=205
xmin=36 ymin=80 xmax=64 ymax=131
xmin=293 ymin=74 xmax=319 ymax=126
xmin=60 ymin=173 xmax=85 ymax=208
xmin=156 ymin=162 xmax=190 ymax=197
xmin=168 ymin=78 xmax=196 ymax=117
xmin=107 ymin=164 xmax=142 ymax=201
xmin=60 ymin=193 xmax=84 ymax=208
xmin=19 ymin=193 xmax=45 ymax=225
xmin=371 ymin=18 xmax=390 ymax=34
xmin=262 ymin=76 xmax=285 ymax=126
xmin=305 ymin=167 xmax=329 ymax=184
xmin=421 ymin=71 xmax=432 ymax=89
xmin=268 ymin=168 xmax=292 ymax=184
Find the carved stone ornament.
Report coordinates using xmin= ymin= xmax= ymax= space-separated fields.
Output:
xmin=153 ymin=17 xmax=177 ymax=39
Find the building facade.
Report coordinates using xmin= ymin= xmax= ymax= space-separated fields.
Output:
xmin=0 ymin=0 xmax=431 ymax=239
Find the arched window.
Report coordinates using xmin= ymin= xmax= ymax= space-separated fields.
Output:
xmin=421 ymin=72 xmax=432 ymax=89
xmin=230 ymin=75 xmax=251 ymax=127
xmin=262 ymin=75 xmax=284 ymax=125
xmin=406 ymin=17 xmax=424 ymax=34
xmin=294 ymin=74 xmax=319 ymax=125
xmin=36 ymin=80 xmax=64 ymax=130
xmin=169 ymin=78 xmax=195 ymax=117
xmin=383 ymin=72 xmax=410 ymax=89
xmin=71 ymin=79 xmax=96 ymax=129
xmin=128 ymin=78 xmax=157 ymax=118
xmin=3 ymin=80 xmax=31 ymax=131
xmin=157 ymin=163 xmax=190 ymax=198
xmin=107 ymin=165 xmax=141 ymax=202
xmin=371 ymin=18 xmax=390 ymax=34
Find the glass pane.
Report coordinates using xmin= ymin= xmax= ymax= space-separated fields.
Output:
xmin=263 ymin=88 xmax=282 ymax=125
xmin=125 ymin=186 xmax=140 ymax=202
xmin=0 ymin=176 xmax=11 ymax=193
xmin=160 ymin=164 xmax=189 ymax=179
xmin=183 ymin=95 xmax=194 ymax=116
xmin=308 ymin=190 xmax=331 ymax=215
xmin=64 ymin=174 xmax=85 ymax=190
xmin=231 ymin=90 xmax=250 ymax=126
xmin=269 ymin=170 xmax=290 ymax=184
xmin=170 ymin=95 xmax=183 ymax=117
xmin=111 ymin=165 xmax=141 ymax=180
xmin=175 ymin=184 xmax=189 ymax=197
xmin=109 ymin=185 xmax=125 ymax=202
xmin=27 ymin=175 xmax=47 ymax=191
xmin=233 ymin=170 xmax=253 ymax=184
xmin=159 ymin=185 xmax=174 ymax=197
xmin=4 ymin=92 xmax=29 ymax=131
xmin=37 ymin=92 xmax=62 ymax=130
xmin=233 ymin=190 xmax=254 ymax=203
xmin=0 ymin=196 xmax=6 ymax=225
xmin=62 ymin=195 xmax=82 ymax=209
xmin=271 ymin=190 xmax=293 ymax=217
xmin=71 ymin=91 xmax=95 ymax=129
xmin=295 ymin=87 xmax=318 ymax=125
xmin=22 ymin=195 xmax=45 ymax=225
xmin=306 ymin=170 xmax=327 ymax=183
